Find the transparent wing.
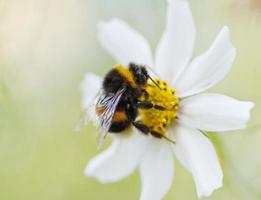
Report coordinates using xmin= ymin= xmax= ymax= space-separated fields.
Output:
xmin=76 ymin=87 xmax=125 ymax=148
xmin=75 ymin=90 xmax=101 ymax=132
xmin=96 ymin=87 xmax=126 ymax=132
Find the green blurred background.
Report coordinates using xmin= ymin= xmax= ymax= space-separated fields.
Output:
xmin=0 ymin=0 xmax=260 ymax=199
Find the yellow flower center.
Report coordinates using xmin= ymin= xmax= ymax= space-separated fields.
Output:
xmin=139 ymin=79 xmax=179 ymax=138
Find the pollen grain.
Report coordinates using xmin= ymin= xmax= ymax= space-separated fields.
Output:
xmin=138 ymin=79 xmax=179 ymax=137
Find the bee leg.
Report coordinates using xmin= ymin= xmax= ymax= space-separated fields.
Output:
xmin=132 ymin=121 xmax=150 ymax=135
xmin=136 ymin=101 xmax=153 ymax=109
xmin=153 ymin=104 xmax=166 ymax=111
xmin=137 ymin=101 xmax=166 ymax=111
xmin=140 ymin=89 xmax=164 ymax=109
xmin=150 ymin=131 xmax=162 ymax=138
xmin=151 ymin=131 xmax=176 ymax=144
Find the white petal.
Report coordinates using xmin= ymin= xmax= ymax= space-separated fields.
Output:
xmin=172 ymin=125 xmax=223 ymax=198
xmin=98 ymin=19 xmax=153 ymax=66
xmin=178 ymin=93 xmax=254 ymax=132
xmin=139 ymin=138 xmax=173 ymax=200
xmin=155 ymin=0 xmax=195 ymax=82
xmin=175 ymin=27 xmax=236 ymax=97
xmin=80 ymin=73 xmax=102 ymax=109
xmin=85 ymin=131 xmax=149 ymax=183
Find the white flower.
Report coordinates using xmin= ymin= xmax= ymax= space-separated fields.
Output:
xmin=81 ymin=0 xmax=254 ymax=199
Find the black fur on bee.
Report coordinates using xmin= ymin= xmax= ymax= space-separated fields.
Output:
xmin=96 ymin=63 xmax=166 ymax=138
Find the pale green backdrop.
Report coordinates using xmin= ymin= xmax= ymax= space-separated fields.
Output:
xmin=0 ymin=0 xmax=260 ymax=199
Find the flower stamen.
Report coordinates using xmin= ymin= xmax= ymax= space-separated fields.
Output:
xmin=139 ymin=79 xmax=179 ymax=138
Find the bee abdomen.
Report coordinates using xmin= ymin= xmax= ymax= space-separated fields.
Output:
xmin=109 ymin=111 xmax=131 ymax=133
xmin=109 ymin=121 xmax=131 ymax=133
xmin=112 ymin=111 xmax=128 ymax=122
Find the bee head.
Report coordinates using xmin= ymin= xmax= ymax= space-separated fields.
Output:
xmin=129 ymin=63 xmax=148 ymax=86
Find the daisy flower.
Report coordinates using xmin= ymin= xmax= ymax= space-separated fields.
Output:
xmin=80 ymin=0 xmax=254 ymax=199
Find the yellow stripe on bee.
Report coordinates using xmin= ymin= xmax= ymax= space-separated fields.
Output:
xmin=114 ymin=65 xmax=137 ymax=88
xmin=112 ymin=111 xmax=128 ymax=122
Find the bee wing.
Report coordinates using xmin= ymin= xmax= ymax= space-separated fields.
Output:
xmin=95 ymin=87 xmax=126 ymax=148
xmin=76 ymin=87 xmax=125 ymax=148
xmin=75 ymin=90 xmax=101 ymax=132
xmin=96 ymin=87 xmax=126 ymax=132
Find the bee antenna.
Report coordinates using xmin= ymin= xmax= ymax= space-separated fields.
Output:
xmin=148 ymin=75 xmax=161 ymax=89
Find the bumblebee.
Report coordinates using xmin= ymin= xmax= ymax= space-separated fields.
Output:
xmin=95 ymin=63 xmax=177 ymax=142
